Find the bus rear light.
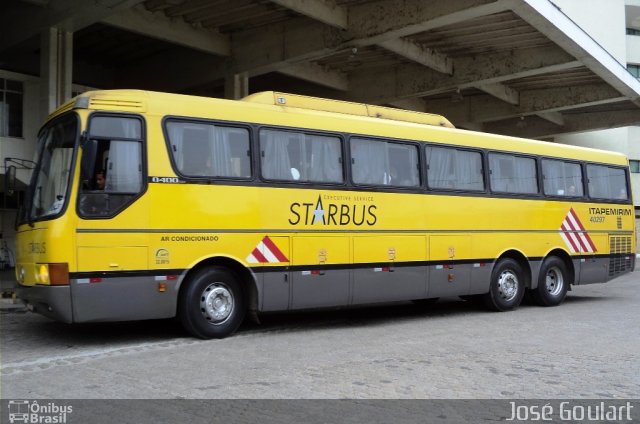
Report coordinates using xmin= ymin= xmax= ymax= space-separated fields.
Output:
xmin=90 ymin=278 xmax=102 ymax=284
xmin=158 ymin=282 xmax=166 ymax=292
xmin=36 ymin=263 xmax=69 ymax=285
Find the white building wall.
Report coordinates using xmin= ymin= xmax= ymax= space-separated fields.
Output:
xmin=551 ymin=0 xmax=628 ymax=64
xmin=628 ymin=35 xmax=640 ymax=63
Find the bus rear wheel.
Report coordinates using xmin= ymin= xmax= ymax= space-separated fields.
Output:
xmin=530 ymin=257 xmax=568 ymax=307
xmin=483 ymin=258 xmax=525 ymax=311
xmin=178 ymin=267 xmax=246 ymax=339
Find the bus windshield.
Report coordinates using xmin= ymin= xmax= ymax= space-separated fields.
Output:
xmin=28 ymin=114 xmax=78 ymax=222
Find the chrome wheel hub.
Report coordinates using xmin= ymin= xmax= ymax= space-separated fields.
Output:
xmin=200 ymin=283 xmax=233 ymax=324
xmin=497 ymin=270 xmax=518 ymax=301
xmin=545 ymin=266 xmax=564 ymax=297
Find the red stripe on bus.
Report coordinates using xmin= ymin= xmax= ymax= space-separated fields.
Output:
xmin=567 ymin=209 xmax=597 ymax=252
xmin=562 ymin=215 xmax=590 ymax=253
xmin=568 ymin=209 xmax=597 ymax=252
xmin=561 ymin=223 xmax=581 ymax=252
xmin=251 ymin=248 xmax=268 ymax=263
xmin=568 ymin=208 xmax=586 ymax=231
xmin=262 ymin=236 xmax=288 ymax=262
xmin=584 ymin=234 xmax=597 ymax=252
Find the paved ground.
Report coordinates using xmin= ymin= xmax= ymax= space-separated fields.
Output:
xmin=1 ymin=272 xmax=639 ymax=400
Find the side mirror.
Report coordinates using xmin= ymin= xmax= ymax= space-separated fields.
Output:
xmin=5 ymin=165 xmax=16 ymax=197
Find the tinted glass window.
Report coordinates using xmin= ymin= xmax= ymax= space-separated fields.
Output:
xmin=260 ymin=129 xmax=343 ymax=183
xmin=587 ymin=164 xmax=628 ymax=200
xmin=90 ymin=116 xmax=141 ymax=139
xmin=79 ymin=115 xmax=144 ymax=217
xmin=166 ymin=120 xmax=251 ymax=179
xmin=541 ymin=159 xmax=583 ymax=197
xmin=426 ymin=146 xmax=484 ymax=191
xmin=489 ymin=153 xmax=538 ymax=194
xmin=351 ymin=138 xmax=419 ymax=187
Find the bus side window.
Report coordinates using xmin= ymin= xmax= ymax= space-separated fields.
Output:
xmin=489 ymin=153 xmax=538 ymax=194
xmin=426 ymin=146 xmax=484 ymax=191
xmin=260 ymin=129 xmax=343 ymax=183
xmin=587 ymin=164 xmax=628 ymax=200
xmin=166 ymin=120 xmax=251 ymax=179
xmin=351 ymin=137 xmax=390 ymax=186
xmin=181 ymin=128 xmax=211 ymax=176
xmin=541 ymin=159 xmax=583 ymax=197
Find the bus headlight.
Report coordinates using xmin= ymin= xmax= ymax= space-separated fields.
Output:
xmin=35 ymin=263 xmax=69 ymax=285
xmin=36 ymin=264 xmax=49 ymax=284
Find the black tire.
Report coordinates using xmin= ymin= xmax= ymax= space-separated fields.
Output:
xmin=483 ymin=258 xmax=525 ymax=311
xmin=530 ymin=256 xmax=569 ymax=307
xmin=178 ymin=267 xmax=246 ymax=339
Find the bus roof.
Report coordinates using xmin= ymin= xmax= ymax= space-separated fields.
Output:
xmin=53 ymin=89 xmax=629 ymax=166
xmin=242 ymin=91 xmax=454 ymax=129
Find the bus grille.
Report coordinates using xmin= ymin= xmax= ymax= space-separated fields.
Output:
xmin=609 ymin=236 xmax=632 ymax=277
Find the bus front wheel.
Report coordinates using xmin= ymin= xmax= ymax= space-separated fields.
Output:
xmin=530 ymin=257 xmax=569 ymax=307
xmin=484 ymin=258 xmax=525 ymax=312
xmin=178 ymin=267 xmax=246 ymax=339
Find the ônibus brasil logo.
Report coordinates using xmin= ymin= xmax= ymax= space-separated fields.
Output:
xmin=7 ymin=400 xmax=72 ymax=424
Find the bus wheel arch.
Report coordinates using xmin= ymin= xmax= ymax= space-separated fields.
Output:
xmin=494 ymin=250 xmax=532 ymax=289
xmin=484 ymin=250 xmax=530 ymax=312
xmin=540 ymin=248 xmax=575 ymax=289
xmin=531 ymin=250 xmax=573 ymax=307
xmin=177 ymin=256 xmax=257 ymax=339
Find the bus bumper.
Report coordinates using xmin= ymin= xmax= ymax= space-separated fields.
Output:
xmin=16 ymin=285 xmax=74 ymax=323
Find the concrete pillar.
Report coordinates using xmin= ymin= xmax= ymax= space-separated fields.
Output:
xmin=40 ymin=27 xmax=73 ymax=120
xmin=224 ymin=72 xmax=249 ymax=100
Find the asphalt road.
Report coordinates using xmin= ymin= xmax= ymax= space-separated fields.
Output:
xmin=1 ymin=272 xmax=639 ymax=400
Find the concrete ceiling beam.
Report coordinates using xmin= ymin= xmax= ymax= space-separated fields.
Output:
xmin=269 ymin=0 xmax=348 ymax=30
xmin=474 ymin=82 xmax=519 ymax=105
xmin=485 ymin=109 xmax=640 ymax=138
xmin=270 ymin=0 xmax=455 ymax=83
xmin=278 ymin=62 xmax=349 ymax=91
xmin=348 ymin=0 xmax=513 ymax=45
xmin=232 ymin=0 xmax=511 ymax=78
xmin=518 ymin=84 xmax=625 ymax=113
xmin=102 ymin=4 xmax=230 ymax=56
xmin=535 ymin=111 xmax=565 ymax=126
xmin=377 ymin=38 xmax=453 ymax=75
xmin=387 ymin=98 xmax=429 ymax=112
xmin=231 ymin=18 xmax=347 ymax=77
xmin=422 ymin=83 xmax=627 ymax=125
xmin=348 ymin=46 xmax=580 ymax=104
xmin=0 ymin=0 xmax=145 ymax=52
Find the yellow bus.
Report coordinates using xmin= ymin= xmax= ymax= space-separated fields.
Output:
xmin=11 ymin=90 xmax=636 ymax=338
